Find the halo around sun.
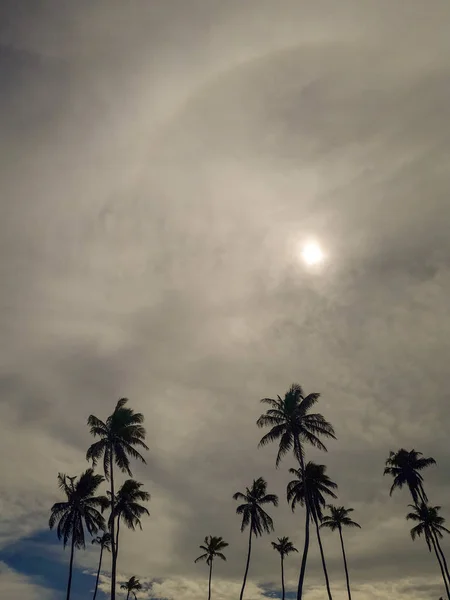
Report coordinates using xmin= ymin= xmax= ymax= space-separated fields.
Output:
xmin=300 ymin=241 xmax=324 ymax=266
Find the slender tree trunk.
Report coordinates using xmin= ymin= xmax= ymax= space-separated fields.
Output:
xmin=110 ymin=449 xmax=117 ymax=600
xmin=239 ymin=527 xmax=253 ymax=600
xmin=338 ymin=526 xmax=352 ymax=600
xmin=281 ymin=555 xmax=285 ymax=600
xmin=313 ymin=513 xmax=333 ymax=600
xmin=126 ymin=591 xmax=130 ymax=600
xmin=431 ymin=534 xmax=450 ymax=600
xmin=436 ymin=537 xmax=450 ymax=592
xmin=208 ymin=559 xmax=213 ymax=600
xmin=66 ymin=534 xmax=76 ymax=600
xmin=92 ymin=545 xmax=103 ymax=600
xmin=295 ymin=435 xmax=309 ymax=600
xmin=116 ymin=517 xmax=121 ymax=564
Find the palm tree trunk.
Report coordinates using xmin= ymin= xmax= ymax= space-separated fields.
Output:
xmin=338 ymin=526 xmax=352 ymax=600
xmin=281 ymin=555 xmax=285 ymax=600
xmin=208 ymin=559 xmax=213 ymax=600
xmin=110 ymin=449 xmax=117 ymax=600
xmin=313 ymin=513 xmax=333 ymax=600
xmin=116 ymin=518 xmax=121 ymax=564
xmin=126 ymin=591 xmax=130 ymax=600
xmin=92 ymin=545 xmax=103 ymax=600
xmin=66 ymin=533 xmax=76 ymax=600
xmin=294 ymin=435 xmax=309 ymax=600
xmin=239 ymin=527 xmax=253 ymax=600
xmin=436 ymin=537 xmax=450 ymax=592
xmin=431 ymin=534 xmax=450 ymax=600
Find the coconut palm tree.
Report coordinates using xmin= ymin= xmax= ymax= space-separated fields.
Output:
xmin=271 ymin=537 xmax=298 ymax=600
xmin=120 ymin=576 xmax=142 ymax=600
xmin=384 ymin=449 xmax=436 ymax=505
xmin=49 ymin=469 xmax=108 ymax=600
xmin=233 ymin=477 xmax=278 ymax=600
xmin=407 ymin=503 xmax=450 ymax=599
xmin=287 ymin=462 xmax=337 ymax=600
xmin=86 ymin=398 xmax=149 ymax=600
xmin=111 ymin=479 xmax=150 ymax=563
xmin=257 ymin=383 xmax=335 ymax=600
xmin=195 ymin=536 xmax=229 ymax=600
xmin=321 ymin=506 xmax=361 ymax=600
xmin=92 ymin=532 xmax=111 ymax=600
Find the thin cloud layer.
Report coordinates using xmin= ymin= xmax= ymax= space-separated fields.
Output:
xmin=1 ymin=1 xmax=450 ymax=599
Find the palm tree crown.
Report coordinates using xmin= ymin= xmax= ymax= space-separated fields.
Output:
xmin=321 ymin=506 xmax=361 ymax=532
xmin=49 ymin=469 xmax=108 ymax=548
xmin=195 ymin=536 xmax=229 ymax=565
xmin=112 ymin=479 xmax=150 ymax=531
xmin=257 ymin=383 xmax=336 ymax=467
xmin=120 ymin=576 xmax=142 ymax=598
xmin=287 ymin=462 xmax=337 ymax=520
xmin=271 ymin=536 xmax=298 ymax=558
xmin=384 ymin=449 xmax=436 ymax=504
xmin=92 ymin=532 xmax=112 ymax=551
xmin=407 ymin=503 xmax=450 ymax=551
xmin=233 ymin=477 xmax=279 ymax=535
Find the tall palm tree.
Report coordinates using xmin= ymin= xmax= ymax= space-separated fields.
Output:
xmin=49 ymin=469 xmax=108 ymax=600
xmin=271 ymin=537 xmax=298 ymax=600
xmin=321 ymin=505 xmax=361 ymax=600
xmin=407 ymin=503 xmax=450 ymax=600
xmin=111 ymin=479 xmax=150 ymax=563
xmin=86 ymin=398 xmax=149 ymax=600
xmin=287 ymin=462 xmax=337 ymax=600
xmin=384 ymin=449 xmax=436 ymax=504
xmin=92 ymin=532 xmax=111 ymax=600
xmin=120 ymin=576 xmax=142 ymax=600
xmin=233 ymin=477 xmax=278 ymax=600
xmin=195 ymin=536 xmax=229 ymax=600
xmin=257 ymin=383 xmax=335 ymax=600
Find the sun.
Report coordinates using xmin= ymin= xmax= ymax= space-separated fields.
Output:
xmin=300 ymin=241 xmax=324 ymax=266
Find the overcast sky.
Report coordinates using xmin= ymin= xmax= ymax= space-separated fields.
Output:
xmin=1 ymin=1 xmax=450 ymax=599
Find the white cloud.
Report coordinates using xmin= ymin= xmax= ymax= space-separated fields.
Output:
xmin=0 ymin=561 xmax=56 ymax=599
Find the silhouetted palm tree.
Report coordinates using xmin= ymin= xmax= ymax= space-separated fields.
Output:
xmin=92 ymin=532 xmax=111 ymax=600
xmin=110 ymin=479 xmax=150 ymax=563
xmin=86 ymin=398 xmax=149 ymax=600
xmin=287 ymin=462 xmax=337 ymax=600
xmin=271 ymin=537 xmax=298 ymax=600
xmin=407 ymin=503 xmax=450 ymax=600
xmin=384 ymin=449 xmax=436 ymax=504
xmin=257 ymin=383 xmax=335 ymax=600
xmin=49 ymin=470 xmax=108 ymax=600
xmin=321 ymin=505 xmax=361 ymax=600
xmin=233 ymin=477 xmax=278 ymax=600
xmin=195 ymin=535 xmax=229 ymax=600
xmin=120 ymin=576 xmax=142 ymax=600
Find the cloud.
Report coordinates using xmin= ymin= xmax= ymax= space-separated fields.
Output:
xmin=0 ymin=561 xmax=56 ymax=599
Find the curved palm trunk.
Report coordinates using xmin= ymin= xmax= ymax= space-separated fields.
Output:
xmin=66 ymin=534 xmax=76 ymax=600
xmin=431 ymin=534 xmax=450 ymax=600
xmin=92 ymin=545 xmax=104 ymax=600
xmin=313 ymin=513 xmax=333 ymax=600
xmin=116 ymin=518 xmax=121 ymax=564
xmin=338 ymin=526 xmax=352 ymax=600
xmin=208 ymin=559 xmax=213 ymax=600
xmin=126 ymin=591 xmax=130 ymax=600
xmin=239 ymin=527 xmax=253 ymax=600
xmin=110 ymin=449 xmax=117 ymax=600
xmin=280 ymin=555 xmax=285 ymax=600
xmin=294 ymin=435 xmax=309 ymax=600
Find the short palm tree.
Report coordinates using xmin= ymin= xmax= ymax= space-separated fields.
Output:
xmin=111 ymin=479 xmax=150 ymax=563
xmin=92 ymin=532 xmax=111 ymax=600
xmin=321 ymin=506 xmax=361 ymax=600
xmin=257 ymin=383 xmax=335 ymax=600
xmin=49 ymin=469 xmax=108 ymax=600
xmin=195 ymin=536 xmax=229 ymax=600
xmin=86 ymin=398 xmax=149 ymax=600
xmin=287 ymin=462 xmax=337 ymax=600
xmin=407 ymin=503 xmax=450 ymax=599
xmin=233 ymin=477 xmax=278 ymax=600
xmin=120 ymin=576 xmax=142 ymax=600
xmin=384 ymin=449 xmax=436 ymax=504
xmin=271 ymin=537 xmax=298 ymax=600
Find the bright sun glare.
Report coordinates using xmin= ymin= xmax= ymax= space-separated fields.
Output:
xmin=301 ymin=241 xmax=324 ymax=266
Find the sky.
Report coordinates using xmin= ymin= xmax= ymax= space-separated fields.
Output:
xmin=1 ymin=1 xmax=450 ymax=599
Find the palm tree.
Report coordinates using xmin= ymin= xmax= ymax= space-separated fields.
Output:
xmin=271 ymin=537 xmax=298 ymax=600
xmin=233 ymin=477 xmax=278 ymax=600
xmin=49 ymin=469 xmax=108 ymax=600
xmin=257 ymin=383 xmax=335 ymax=600
xmin=195 ymin=536 xmax=229 ymax=600
xmin=86 ymin=398 xmax=149 ymax=600
xmin=407 ymin=503 xmax=450 ymax=599
xmin=321 ymin=505 xmax=361 ymax=600
xmin=384 ymin=449 xmax=436 ymax=505
xmin=92 ymin=532 xmax=111 ymax=600
xmin=287 ymin=462 xmax=337 ymax=600
xmin=111 ymin=479 xmax=150 ymax=563
xmin=120 ymin=576 xmax=142 ymax=600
